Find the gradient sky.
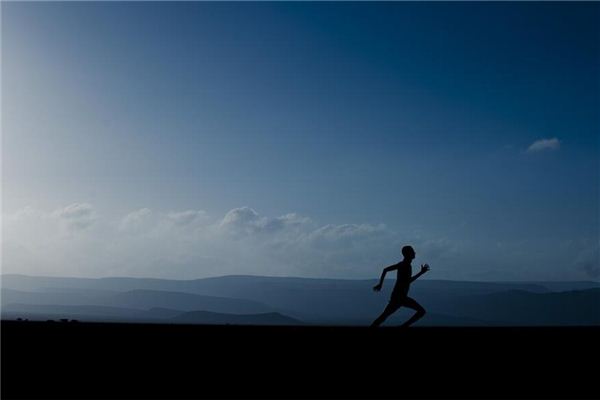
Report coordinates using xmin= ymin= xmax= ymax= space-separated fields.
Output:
xmin=2 ymin=2 xmax=599 ymax=281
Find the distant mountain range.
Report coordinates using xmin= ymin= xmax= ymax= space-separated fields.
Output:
xmin=172 ymin=310 xmax=302 ymax=325
xmin=2 ymin=274 xmax=599 ymax=326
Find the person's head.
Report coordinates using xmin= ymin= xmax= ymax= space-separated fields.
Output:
xmin=401 ymin=245 xmax=416 ymax=261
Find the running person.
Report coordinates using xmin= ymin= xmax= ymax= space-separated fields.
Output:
xmin=371 ymin=245 xmax=429 ymax=327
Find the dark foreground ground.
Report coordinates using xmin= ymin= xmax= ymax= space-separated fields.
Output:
xmin=2 ymin=321 xmax=598 ymax=399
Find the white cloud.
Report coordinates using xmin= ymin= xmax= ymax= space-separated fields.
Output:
xmin=219 ymin=207 xmax=261 ymax=234
xmin=51 ymin=203 xmax=97 ymax=231
xmin=2 ymin=204 xmax=458 ymax=279
xmin=306 ymin=224 xmax=388 ymax=250
xmin=11 ymin=206 xmax=47 ymax=220
xmin=573 ymin=239 xmax=600 ymax=279
xmin=167 ymin=210 xmax=208 ymax=227
xmin=10 ymin=203 xmax=585 ymax=281
xmin=219 ymin=207 xmax=313 ymax=237
xmin=119 ymin=208 xmax=154 ymax=233
xmin=526 ymin=138 xmax=560 ymax=153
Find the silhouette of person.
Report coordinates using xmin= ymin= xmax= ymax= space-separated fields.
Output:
xmin=371 ymin=245 xmax=430 ymax=327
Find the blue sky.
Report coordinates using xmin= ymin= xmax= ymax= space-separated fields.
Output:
xmin=2 ymin=2 xmax=598 ymax=280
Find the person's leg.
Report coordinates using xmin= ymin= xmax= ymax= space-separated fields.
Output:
xmin=371 ymin=301 xmax=400 ymax=327
xmin=400 ymin=297 xmax=426 ymax=327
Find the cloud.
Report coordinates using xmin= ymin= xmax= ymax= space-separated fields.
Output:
xmin=574 ymin=240 xmax=600 ymax=279
xmin=219 ymin=207 xmax=313 ymax=236
xmin=9 ymin=203 xmax=584 ymax=281
xmin=119 ymin=208 xmax=154 ymax=233
xmin=219 ymin=207 xmax=261 ymax=234
xmin=11 ymin=206 xmax=47 ymax=220
xmin=167 ymin=210 xmax=208 ymax=227
xmin=526 ymin=138 xmax=560 ymax=153
xmin=3 ymin=204 xmax=406 ymax=278
xmin=51 ymin=203 xmax=97 ymax=230
xmin=581 ymin=263 xmax=599 ymax=279
xmin=2 ymin=204 xmax=478 ymax=280
xmin=307 ymin=223 xmax=387 ymax=247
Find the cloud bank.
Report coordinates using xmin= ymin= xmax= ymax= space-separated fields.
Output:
xmin=527 ymin=138 xmax=560 ymax=153
xmin=2 ymin=204 xmax=415 ymax=279
xmin=3 ymin=204 xmax=596 ymax=281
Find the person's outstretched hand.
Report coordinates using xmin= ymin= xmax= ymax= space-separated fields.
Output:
xmin=373 ymin=283 xmax=382 ymax=292
xmin=420 ymin=264 xmax=430 ymax=274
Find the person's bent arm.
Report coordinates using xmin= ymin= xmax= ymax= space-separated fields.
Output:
xmin=373 ymin=264 xmax=398 ymax=291
xmin=410 ymin=264 xmax=430 ymax=283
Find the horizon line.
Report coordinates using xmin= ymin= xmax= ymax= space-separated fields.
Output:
xmin=1 ymin=272 xmax=598 ymax=284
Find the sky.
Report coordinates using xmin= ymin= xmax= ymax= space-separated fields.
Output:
xmin=2 ymin=2 xmax=599 ymax=281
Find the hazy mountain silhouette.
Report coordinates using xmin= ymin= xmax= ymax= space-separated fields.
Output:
xmin=2 ymin=288 xmax=112 ymax=307
xmin=522 ymin=281 xmax=600 ymax=292
xmin=1 ymin=303 xmax=302 ymax=325
xmin=3 ymin=302 xmax=156 ymax=317
xmin=447 ymin=288 xmax=600 ymax=325
xmin=1 ymin=302 xmax=179 ymax=322
xmin=2 ymin=287 xmax=276 ymax=315
xmin=171 ymin=310 xmax=302 ymax=325
xmin=107 ymin=289 xmax=273 ymax=313
xmin=2 ymin=274 xmax=599 ymax=326
xmin=3 ymin=273 xmax=572 ymax=295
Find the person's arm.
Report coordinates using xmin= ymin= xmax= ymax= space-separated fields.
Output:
xmin=373 ymin=264 xmax=398 ymax=291
xmin=410 ymin=264 xmax=430 ymax=283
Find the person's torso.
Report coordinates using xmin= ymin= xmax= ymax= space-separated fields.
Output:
xmin=393 ymin=261 xmax=412 ymax=296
